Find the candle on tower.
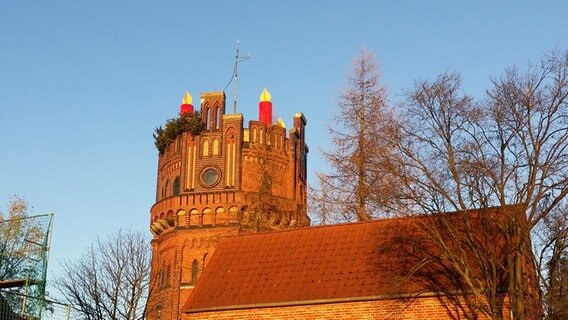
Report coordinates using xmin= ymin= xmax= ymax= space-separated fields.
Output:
xmin=259 ymin=88 xmax=272 ymax=125
xmin=180 ymin=91 xmax=193 ymax=115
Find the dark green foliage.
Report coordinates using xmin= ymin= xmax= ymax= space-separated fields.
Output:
xmin=154 ymin=112 xmax=204 ymax=155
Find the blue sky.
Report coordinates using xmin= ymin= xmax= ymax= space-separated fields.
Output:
xmin=1 ymin=1 xmax=566 ymax=293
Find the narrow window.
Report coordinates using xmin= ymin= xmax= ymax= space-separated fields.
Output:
xmin=173 ymin=176 xmax=180 ymax=196
xmin=191 ymin=259 xmax=199 ymax=285
xmin=203 ymin=140 xmax=209 ymax=156
xmin=166 ymin=265 xmax=171 ymax=285
xmin=164 ymin=179 xmax=169 ymax=198
xmin=213 ymin=139 xmax=219 ymax=155
xmin=215 ymin=107 xmax=221 ymax=129
xmin=204 ymin=107 xmax=210 ymax=129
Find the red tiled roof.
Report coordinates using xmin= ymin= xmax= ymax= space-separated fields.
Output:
xmin=183 ymin=206 xmax=521 ymax=313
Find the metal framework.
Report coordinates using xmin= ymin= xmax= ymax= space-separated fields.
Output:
xmin=0 ymin=213 xmax=54 ymax=319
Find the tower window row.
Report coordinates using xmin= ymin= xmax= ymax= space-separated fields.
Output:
xmin=153 ymin=206 xmax=239 ymax=227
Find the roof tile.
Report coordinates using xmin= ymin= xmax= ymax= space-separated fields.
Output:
xmin=184 ymin=206 xmax=521 ymax=312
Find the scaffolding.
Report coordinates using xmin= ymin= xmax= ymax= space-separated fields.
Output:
xmin=0 ymin=213 xmax=54 ymax=319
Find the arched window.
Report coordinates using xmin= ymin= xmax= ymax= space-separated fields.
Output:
xmin=203 ymin=253 xmax=208 ymax=271
xmin=173 ymin=176 xmax=180 ymax=196
xmin=260 ymin=129 xmax=264 ymax=144
xmin=163 ymin=179 xmax=169 ymax=199
xmin=191 ymin=259 xmax=199 ymax=285
xmin=177 ymin=209 xmax=186 ymax=227
xmin=212 ymin=139 xmax=219 ymax=156
xmin=204 ymin=107 xmax=210 ymax=129
xmin=215 ymin=107 xmax=221 ymax=129
xmin=189 ymin=209 xmax=199 ymax=226
xmin=229 ymin=206 xmax=239 ymax=221
xmin=201 ymin=208 xmax=211 ymax=226
xmin=203 ymin=140 xmax=209 ymax=156
xmin=215 ymin=207 xmax=224 ymax=225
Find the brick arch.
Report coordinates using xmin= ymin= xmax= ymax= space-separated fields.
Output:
xmin=176 ymin=209 xmax=186 ymax=227
xmin=226 ymin=127 xmax=237 ymax=143
xmin=202 ymin=207 xmax=212 ymax=225
xmin=228 ymin=206 xmax=239 ymax=222
xmin=189 ymin=208 xmax=199 ymax=226
xmin=215 ymin=206 xmax=226 ymax=225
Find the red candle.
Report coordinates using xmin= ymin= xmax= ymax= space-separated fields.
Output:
xmin=180 ymin=91 xmax=194 ymax=115
xmin=259 ymin=88 xmax=272 ymax=125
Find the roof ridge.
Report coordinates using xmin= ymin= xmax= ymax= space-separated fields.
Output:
xmin=231 ymin=204 xmax=523 ymax=239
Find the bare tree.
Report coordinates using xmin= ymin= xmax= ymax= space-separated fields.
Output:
xmin=320 ymin=48 xmax=399 ymax=222
xmin=55 ymin=230 xmax=150 ymax=320
xmin=389 ymin=50 xmax=568 ymax=319
xmin=308 ymin=172 xmax=337 ymax=225
xmin=534 ymin=205 xmax=568 ymax=320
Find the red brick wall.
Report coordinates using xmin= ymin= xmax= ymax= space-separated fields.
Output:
xmin=146 ymin=226 xmax=240 ymax=320
xmin=182 ymin=296 xmax=508 ymax=320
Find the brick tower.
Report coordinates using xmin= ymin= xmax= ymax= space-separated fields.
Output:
xmin=146 ymin=89 xmax=309 ymax=320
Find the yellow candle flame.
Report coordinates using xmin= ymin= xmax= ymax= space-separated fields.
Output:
xmin=182 ymin=91 xmax=192 ymax=105
xmin=260 ymin=88 xmax=271 ymax=102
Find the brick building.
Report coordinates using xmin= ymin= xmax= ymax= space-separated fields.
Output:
xmin=147 ymin=90 xmax=538 ymax=319
xmin=181 ymin=207 xmax=538 ymax=320
xmin=146 ymin=89 xmax=310 ymax=320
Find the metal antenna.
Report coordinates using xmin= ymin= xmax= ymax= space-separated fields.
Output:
xmin=232 ymin=40 xmax=251 ymax=113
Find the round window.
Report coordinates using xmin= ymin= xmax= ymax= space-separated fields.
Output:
xmin=201 ymin=167 xmax=220 ymax=187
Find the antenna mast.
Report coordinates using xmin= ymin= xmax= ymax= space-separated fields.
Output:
xmin=233 ymin=41 xmax=239 ymax=114
xmin=232 ymin=40 xmax=250 ymax=114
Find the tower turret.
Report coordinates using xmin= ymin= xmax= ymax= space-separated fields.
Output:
xmin=146 ymin=88 xmax=309 ymax=320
